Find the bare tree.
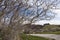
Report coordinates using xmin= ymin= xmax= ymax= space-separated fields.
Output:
xmin=0 ymin=0 xmax=60 ymax=40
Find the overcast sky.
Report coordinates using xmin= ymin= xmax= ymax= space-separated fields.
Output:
xmin=27 ymin=0 xmax=60 ymax=25
xmin=1 ymin=0 xmax=60 ymax=25
xmin=35 ymin=9 xmax=60 ymax=25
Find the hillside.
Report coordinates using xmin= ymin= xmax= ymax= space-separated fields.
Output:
xmin=23 ymin=24 xmax=60 ymax=34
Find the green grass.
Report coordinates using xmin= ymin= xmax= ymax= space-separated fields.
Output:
xmin=43 ymin=25 xmax=60 ymax=30
xmin=37 ymin=25 xmax=60 ymax=34
xmin=21 ymin=34 xmax=49 ymax=40
xmin=37 ymin=31 xmax=60 ymax=34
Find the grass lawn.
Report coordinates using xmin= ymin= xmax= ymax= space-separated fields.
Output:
xmin=21 ymin=34 xmax=49 ymax=40
xmin=37 ymin=31 xmax=60 ymax=34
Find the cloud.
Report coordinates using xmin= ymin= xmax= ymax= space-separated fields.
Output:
xmin=36 ymin=9 xmax=60 ymax=25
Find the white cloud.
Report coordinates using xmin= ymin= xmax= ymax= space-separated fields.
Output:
xmin=26 ymin=0 xmax=60 ymax=25
xmin=36 ymin=9 xmax=60 ymax=25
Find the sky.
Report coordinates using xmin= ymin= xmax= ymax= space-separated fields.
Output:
xmin=27 ymin=0 xmax=60 ymax=25
xmin=1 ymin=0 xmax=60 ymax=25
xmin=35 ymin=9 xmax=60 ymax=25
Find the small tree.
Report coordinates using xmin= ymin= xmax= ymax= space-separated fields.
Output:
xmin=0 ymin=0 xmax=60 ymax=40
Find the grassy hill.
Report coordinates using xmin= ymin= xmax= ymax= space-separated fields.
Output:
xmin=38 ymin=25 xmax=60 ymax=34
xmin=23 ymin=24 xmax=60 ymax=34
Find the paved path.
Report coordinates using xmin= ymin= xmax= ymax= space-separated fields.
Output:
xmin=27 ymin=34 xmax=60 ymax=40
